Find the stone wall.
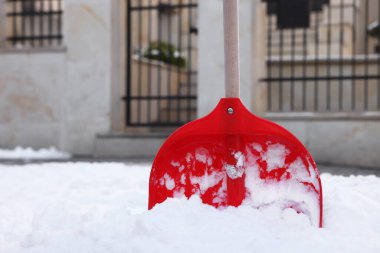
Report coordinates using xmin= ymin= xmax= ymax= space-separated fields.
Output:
xmin=277 ymin=120 xmax=380 ymax=168
xmin=0 ymin=0 xmax=112 ymax=155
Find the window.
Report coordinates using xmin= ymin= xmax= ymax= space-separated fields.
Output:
xmin=264 ymin=0 xmax=380 ymax=114
xmin=5 ymin=0 xmax=63 ymax=48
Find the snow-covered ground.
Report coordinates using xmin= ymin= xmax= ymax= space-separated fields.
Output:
xmin=0 ymin=162 xmax=379 ymax=253
xmin=0 ymin=147 xmax=71 ymax=160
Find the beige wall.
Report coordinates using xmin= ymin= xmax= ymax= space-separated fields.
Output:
xmin=0 ymin=0 xmax=112 ymax=155
xmin=276 ymin=119 xmax=380 ymax=168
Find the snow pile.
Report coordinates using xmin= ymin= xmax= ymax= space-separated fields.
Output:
xmin=0 ymin=162 xmax=379 ymax=253
xmin=243 ymin=143 xmax=320 ymax=226
xmin=0 ymin=147 xmax=71 ymax=160
xmin=262 ymin=143 xmax=289 ymax=172
xmin=160 ymin=143 xmax=321 ymax=225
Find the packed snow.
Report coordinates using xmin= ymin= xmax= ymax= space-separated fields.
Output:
xmin=262 ymin=143 xmax=289 ymax=172
xmin=0 ymin=162 xmax=379 ymax=253
xmin=158 ymin=143 xmax=321 ymax=225
xmin=0 ymin=147 xmax=71 ymax=160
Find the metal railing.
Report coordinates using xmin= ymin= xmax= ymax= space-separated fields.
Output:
xmin=263 ymin=0 xmax=380 ymax=114
xmin=5 ymin=0 xmax=63 ymax=48
xmin=125 ymin=0 xmax=198 ymax=127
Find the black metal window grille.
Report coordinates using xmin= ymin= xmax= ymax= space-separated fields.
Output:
xmin=264 ymin=0 xmax=380 ymax=113
xmin=5 ymin=0 xmax=63 ymax=48
xmin=125 ymin=0 xmax=198 ymax=127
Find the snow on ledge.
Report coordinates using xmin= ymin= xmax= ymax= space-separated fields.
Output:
xmin=0 ymin=146 xmax=71 ymax=160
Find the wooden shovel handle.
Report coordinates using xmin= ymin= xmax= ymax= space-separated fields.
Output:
xmin=223 ymin=0 xmax=240 ymax=98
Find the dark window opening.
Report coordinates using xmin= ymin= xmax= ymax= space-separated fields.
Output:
xmin=125 ymin=0 xmax=198 ymax=127
xmin=5 ymin=0 xmax=63 ymax=48
xmin=263 ymin=0 xmax=380 ymax=113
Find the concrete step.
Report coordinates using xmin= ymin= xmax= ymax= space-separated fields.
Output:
xmin=94 ymin=133 xmax=171 ymax=158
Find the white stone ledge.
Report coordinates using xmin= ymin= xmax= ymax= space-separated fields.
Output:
xmin=267 ymin=54 xmax=380 ymax=63
xmin=0 ymin=46 xmax=67 ymax=54
xmin=265 ymin=111 xmax=380 ymax=120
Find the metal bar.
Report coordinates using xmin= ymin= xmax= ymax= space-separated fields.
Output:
xmin=137 ymin=0 xmax=142 ymax=124
xmin=21 ymin=0 xmax=25 ymax=46
xmin=314 ymin=12 xmax=319 ymax=111
xmin=7 ymin=10 xmax=63 ymax=16
xmin=290 ymin=29 xmax=295 ymax=111
xmin=39 ymin=0 xmax=43 ymax=46
xmin=57 ymin=0 xmax=62 ymax=45
xmin=166 ymin=0 xmax=172 ymax=123
xmin=147 ymin=0 xmax=152 ymax=124
xmin=11 ymin=0 xmax=17 ymax=46
xmin=48 ymin=0 xmax=52 ymax=45
xmin=302 ymin=28 xmax=307 ymax=111
xmin=187 ymin=0 xmax=193 ymax=120
xmin=327 ymin=5 xmax=332 ymax=111
xmin=126 ymin=0 xmax=132 ymax=126
xmin=351 ymin=0 xmax=357 ymax=110
xmin=378 ymin=0 xmax=380 ymax=110
xmin=30 ymin=0 xmax=34 ymax=47
xmin=7 ymin=35 xmax=62 ymax=41
xmin=177 ymin=4 xmax=182 ymax=124
xmin=157 ymin=0 xmax=163 ymax=124
xmin=279 ymin=29 xmax=284 ymax=111
xmin=262 ymin=75 xmax=380 ymax=82
xmin=267 ymin=15 xmax=272 ymax=111
xmin=129 ymin=3 xmax=197 ymax=11
xmin=338 ymin=0 xmax=344 ymax=111
xmin=364 ymin=0 xmax=369 ymax=110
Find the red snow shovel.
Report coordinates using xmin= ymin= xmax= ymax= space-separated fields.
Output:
xmin=149 ymin=0 xmax=323 ymax=227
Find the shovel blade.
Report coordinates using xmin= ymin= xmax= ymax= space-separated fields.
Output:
xmin=149 ymin=98 xmax=323 ymax=227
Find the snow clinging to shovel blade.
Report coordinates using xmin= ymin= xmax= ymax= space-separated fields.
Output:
xmin=159 ymin=141 xmax=320 ymax=226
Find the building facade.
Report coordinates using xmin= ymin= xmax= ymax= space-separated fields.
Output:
xmin=0 ymin=0 xmax=379 ymax=167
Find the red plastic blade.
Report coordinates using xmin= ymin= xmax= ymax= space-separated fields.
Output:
xmin=149 ymin=98 xmax=323 ymax=227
